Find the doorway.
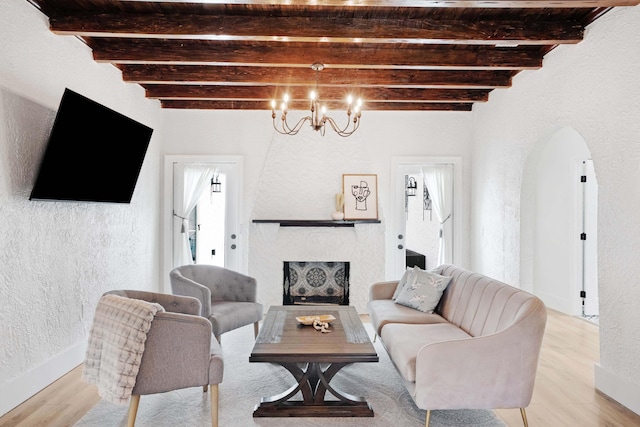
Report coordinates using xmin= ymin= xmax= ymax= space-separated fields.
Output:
xmin=402 ymin=170 xmax=440 ymax=271
xmin=188 ymin=171 xmax=227 ymax=267
xmin=520 ymin=126 xmax=598 ymax=319
xmin=581 ymin=159 xmax=599 ymax=319
xmin=162 ymin=155 xmax=244 ymax=292
xmin=387 ymin=157 xmax=462 ymax=280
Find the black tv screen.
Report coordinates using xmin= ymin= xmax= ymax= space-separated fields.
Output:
xmin=30 ymin=88 xmax=153 ymax=203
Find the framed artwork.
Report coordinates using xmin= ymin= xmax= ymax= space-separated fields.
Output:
xmin=342 ymin=174 xmax=378 ymax=220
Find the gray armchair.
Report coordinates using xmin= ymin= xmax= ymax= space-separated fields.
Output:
xmin=170 ymin=264 xmax=263 ymax=342
xmin=85 ymin=290 xmax=224 ymax=427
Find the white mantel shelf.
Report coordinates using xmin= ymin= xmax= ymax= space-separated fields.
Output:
xmin=252 ymin=219 xmax=381 ymax=227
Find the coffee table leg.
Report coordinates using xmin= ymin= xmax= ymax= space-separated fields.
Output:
xmin=313 ymin=362 xmax=369 ymax=405
xmin=253 ymin=361 xmax=374 ymax=417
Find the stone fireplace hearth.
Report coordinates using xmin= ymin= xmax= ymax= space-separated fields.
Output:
xmin=283 ymin=261 xmax=350 ymax=305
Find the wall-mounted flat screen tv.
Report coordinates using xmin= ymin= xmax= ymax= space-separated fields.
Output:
xmin=30 ymin=88 xmax=153 ymax=203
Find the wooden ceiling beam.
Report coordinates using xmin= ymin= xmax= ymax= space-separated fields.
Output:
xmin=29 ymin=0 xmax=637 ymax=111
xmin=121 ymin=65 xmax=515 ymax=88
xmin=50 ymin=14 xmax=584 ymax=45
xmin=182 ymin=0 xmax=636 ymax=5
xmin=114 ymin=0 xmax=637 ymax=7
xmin=92 ymin=40 xmax=543 ymax=69
xmin=159 ymin=99 xmax=474 ymax=111
xmin=143 ymin=84 xmax=491 ymax=102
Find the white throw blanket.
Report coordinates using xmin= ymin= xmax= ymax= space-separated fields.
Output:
xmin=82 ymin=294 xmax=164 ymax=404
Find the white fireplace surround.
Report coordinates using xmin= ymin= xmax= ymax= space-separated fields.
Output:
xmin=248 ymin=223 xmax=385 ymax=314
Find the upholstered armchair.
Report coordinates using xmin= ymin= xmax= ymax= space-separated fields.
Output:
xmin=84 ymin=290 xmax=224 ymax=427
xmin=170 ymin=265 xmax=263 ymax=342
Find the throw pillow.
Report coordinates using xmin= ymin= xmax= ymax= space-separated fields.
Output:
xmin=392 ymin=268 xmax=416 ymax=300
xmin=394 ymin=270 xmax=452 ymax=313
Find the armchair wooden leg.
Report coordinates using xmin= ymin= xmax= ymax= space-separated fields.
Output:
xmin=520 ymin=408 xmax=529 ymax=427
xmin=210 ymin=384 xmax=219 ymax=427
xmin=253 ymin=321 xmax=260 ymax=338
xmin=425 ymin=409 xmax=431 ymax=427
xmin=127 ymin=395 xmax=140 ymax=427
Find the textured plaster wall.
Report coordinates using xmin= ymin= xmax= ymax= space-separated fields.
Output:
xmin=470 ymin=5 xmax=640 ymax=412
xmin=161 ymin=110 xmax=473 ymax=314
xmin=0 ymin=0 xmax=162 ymax=414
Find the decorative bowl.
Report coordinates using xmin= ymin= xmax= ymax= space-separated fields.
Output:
xmin=296 ymin=314 xmax=337 ymax=326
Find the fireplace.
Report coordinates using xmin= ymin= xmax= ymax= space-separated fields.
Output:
xmin=283 ymin=261 xmax=350 ymax=305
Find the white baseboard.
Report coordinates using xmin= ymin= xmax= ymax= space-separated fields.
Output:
xmin=0 ymin=340 xmax=87 ymax=417
xmin=595 ymin=363 xmax=640 ymax=416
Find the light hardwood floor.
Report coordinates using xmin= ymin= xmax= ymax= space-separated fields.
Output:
xmin=1 ymin=309 xmax=639 ymax=427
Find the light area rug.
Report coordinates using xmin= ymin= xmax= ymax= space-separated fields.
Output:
xmin=76 ymin=323 xmax=507 ymax=427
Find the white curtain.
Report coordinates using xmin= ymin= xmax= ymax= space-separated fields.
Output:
xmin=174 ymin=164 xmax=214 ymax=267
xmin=422 ymin=164 xmax=454 ymax=265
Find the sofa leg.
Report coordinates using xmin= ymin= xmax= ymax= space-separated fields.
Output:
xmin=203 ymin=384 xmax=208 ymax=392
xmin=210 ymin=384 xmax=219 ymax=427
xmin=425 ymin=409 xmax=431 ymax=427
xmin=373 ymin=334 xmax=377 ymax=343
xmin=127 ymin=395 xmax=140 ymax=427
xmin=520 ymin=408 xmax=529 ymax=427
xmin=254 ymin=321 xmax=260 ymax=338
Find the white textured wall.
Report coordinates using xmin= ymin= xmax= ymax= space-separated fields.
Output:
xmin=0 ymin=0 xmax=162 ymax=415
xmin=470 ymin=5 xmax=640 ymax=414
xmin=161 ymin=110 xmax=473 ymax=314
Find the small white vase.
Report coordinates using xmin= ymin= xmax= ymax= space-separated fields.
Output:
xmin=332 ymin=211 xmax=345 ymax=220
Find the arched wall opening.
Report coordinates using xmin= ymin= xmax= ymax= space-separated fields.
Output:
xmin=520 ymin=126 xmax=598 ymax=317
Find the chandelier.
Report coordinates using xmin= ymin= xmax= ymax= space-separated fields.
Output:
xmin=270 ymin=63 xmax=362 ymax=137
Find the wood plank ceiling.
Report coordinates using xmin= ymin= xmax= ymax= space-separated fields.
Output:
xmin=25 ymin=0 xmax=640 ymax=112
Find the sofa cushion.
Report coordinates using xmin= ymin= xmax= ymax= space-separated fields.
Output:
xmin=209 ymin=301 xmax=263 ymax=336
xmin=368 ymin=299 xmax=448 ymax=336
xmin=392 ymin=268 xmax=416 ymax=300
xmin=394 ymin=270 xmax=452 ymax=313
xmin=381 ymin=323 xmax=471 ymax=382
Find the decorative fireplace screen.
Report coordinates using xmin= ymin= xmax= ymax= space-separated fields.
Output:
xmin=283 ymin=261 xmax=350 ymax=305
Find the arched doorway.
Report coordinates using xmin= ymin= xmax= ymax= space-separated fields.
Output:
xmin=520 ymin=126 xmax=598 ymax=319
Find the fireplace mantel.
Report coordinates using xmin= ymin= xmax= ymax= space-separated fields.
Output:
xmin=252 ymin=219 xmax=381 ymax=228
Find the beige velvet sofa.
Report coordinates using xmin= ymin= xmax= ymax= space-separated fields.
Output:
xmin=368 ymin=264 xmax=547 ymax=427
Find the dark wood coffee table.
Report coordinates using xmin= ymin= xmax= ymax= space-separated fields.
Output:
xmin=249 ymin=305 xmax=378 ymax=417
